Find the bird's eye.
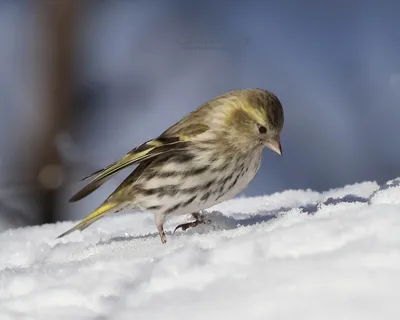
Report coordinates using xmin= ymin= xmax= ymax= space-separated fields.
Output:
xmin=258 ymin=125 xmax=267 ymax=134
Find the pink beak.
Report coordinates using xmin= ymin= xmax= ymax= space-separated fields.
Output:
xmin=265 ymin=136 xmax=282 ymax=156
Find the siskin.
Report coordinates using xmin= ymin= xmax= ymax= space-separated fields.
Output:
xmin=58 ymin=89 xmax=284 ymax=243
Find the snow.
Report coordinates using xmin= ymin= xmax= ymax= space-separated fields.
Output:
xmin=1 ymin=178 xmax=400 ymax=320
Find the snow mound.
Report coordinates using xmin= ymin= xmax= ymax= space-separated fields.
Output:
xmin=1 ymin=179 xmax=400 ymax=320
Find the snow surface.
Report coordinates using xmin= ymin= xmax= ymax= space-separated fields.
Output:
xmin=1 ymin=178 xmax=400 ymax=320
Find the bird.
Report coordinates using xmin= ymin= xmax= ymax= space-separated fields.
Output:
xmin=57 ymin=88 xmax=284 ymax=243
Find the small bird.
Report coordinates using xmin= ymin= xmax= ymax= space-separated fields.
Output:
xmin=58 ymin=89 xmax=284 ymax=243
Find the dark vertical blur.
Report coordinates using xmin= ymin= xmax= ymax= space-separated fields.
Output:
xmin=32 ymin=1 xmax=79 ymax=225
xmin=0 ymin=1 xmax=80 ymax=228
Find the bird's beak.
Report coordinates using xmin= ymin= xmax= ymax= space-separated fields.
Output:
xmin=265 ymin=136 xmax=282 ymax=156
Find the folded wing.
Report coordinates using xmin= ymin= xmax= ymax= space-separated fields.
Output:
xmin=69 ymin=136 xmax=189 ymax=202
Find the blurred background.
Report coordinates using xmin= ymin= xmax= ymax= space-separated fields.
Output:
xmin=0 ymin=0 xmax=399 ymax=230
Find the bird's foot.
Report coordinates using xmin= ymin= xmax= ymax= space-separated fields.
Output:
xmin=157 ymin=225 xmax=167 ymax=244
xmin=173 ymin=212 xmax=210 ymax=234
xmin=159 ymin=232 xmax=167 ymax=244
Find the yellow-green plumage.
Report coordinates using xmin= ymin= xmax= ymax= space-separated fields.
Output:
xmin=57 ymin=202 xmax=117 ymax=238
xmin=69 ymin=136 xmax=191 ymax=202
xmin=58 ymin=88 xmax=284 ymax=243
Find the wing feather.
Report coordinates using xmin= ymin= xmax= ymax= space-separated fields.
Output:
xmin=69 ymin=137 xmax=188 ymax=202
xmin=69 ymin=112 xmax=210 ymax=203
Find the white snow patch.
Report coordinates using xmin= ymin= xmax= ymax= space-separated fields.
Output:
xmin=0 ymin=179 xmax=399 ymax=320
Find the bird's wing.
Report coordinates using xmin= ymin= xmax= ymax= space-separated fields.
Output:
xmin=70 ymin=124 xmax=209 ymax=202
xmin=70 ymin=136 xmax=187 ymax=202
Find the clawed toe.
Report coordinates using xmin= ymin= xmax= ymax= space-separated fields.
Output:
xmin=173 ymin=221 xmax=198 ymax=234
xmin=173 ymin=215 xmax=210 ymax=234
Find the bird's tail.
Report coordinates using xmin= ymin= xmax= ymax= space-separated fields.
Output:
xmin=57 ymin=202 xmax=118 ymax=238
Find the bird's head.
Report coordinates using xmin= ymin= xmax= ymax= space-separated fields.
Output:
xmin=210 ymin=89 xmax=284 ymax=155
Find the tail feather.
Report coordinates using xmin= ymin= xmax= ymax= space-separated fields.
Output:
xmin=57 ymin=202 xmax=118 ymax=238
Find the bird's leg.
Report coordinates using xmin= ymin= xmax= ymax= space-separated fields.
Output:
xmin=157 ymin=224 xmax=167 ymax=244
xmin=173 ymin=211 xmax=210 ymax=234
xmin=155 ymin=214 xmax=167 ymax=244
